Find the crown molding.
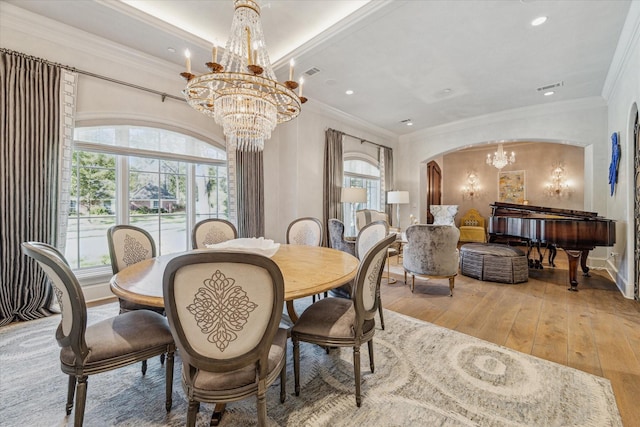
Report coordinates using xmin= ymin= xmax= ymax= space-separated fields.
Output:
xmin=602 ymin=1 xmax=640 ymax=100
xmin=302 ymin=97 xmax=398 ymax=143
xmin=0 ymin=2 xmax=184 ymax=84
xmin=401 ymin=97 xmax=608 ymax=142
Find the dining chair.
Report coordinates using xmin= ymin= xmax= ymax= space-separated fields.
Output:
xmin=287 ymin=217 xmax=324 ymax=301
xmin=106 ymin=225 xmax=165 ymax=314
xmin=162 ymin=251 xmax=287 ymax=427
xmin=21 ymin=242 xmax=175 ymax=427
xmin=355 ymin=220 xmax=393 ymax=329
xmin=286 ymin=217 xmax=323 ymax=246
xmin=191 ymin=218 xmax=238 ymax=249
xmin=107 ymin=224 xmax=166 ymax=372
xmin=292 ymin=233 xmax=396 ymax=407
xmin=403 ymin=224 xmax=460 ymax=295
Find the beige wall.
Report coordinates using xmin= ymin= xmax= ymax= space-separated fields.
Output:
xmin=442 ymin=142 xmax=585 ymax=224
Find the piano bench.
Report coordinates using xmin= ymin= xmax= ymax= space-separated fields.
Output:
xmin=459 ymin=243 xmax=528 ymax=284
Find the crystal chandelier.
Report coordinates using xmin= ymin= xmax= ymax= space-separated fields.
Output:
xmin=486 ymin=144 xmax=515 ymax=169
xmin=181 ymin=0 xmax=305 ymax=151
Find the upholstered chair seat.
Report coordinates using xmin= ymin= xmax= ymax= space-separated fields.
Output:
xmin=186 ymin=328 xmax=287 ymax=392
xmin=59 ymin=310 xmax=173 ymax=367
xmin=292 ymin=298 xmax=375 ymax=339
xmin=403 ymin=224 xmax=460 ymax=295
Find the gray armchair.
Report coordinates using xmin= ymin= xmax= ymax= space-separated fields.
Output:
xmin=328 ymin=219 xmax=356 ymax=255
xmin=402 ymin=224 xmax=460 ymax=295
xmin=327 ymin=219 xmax=356 ymax=299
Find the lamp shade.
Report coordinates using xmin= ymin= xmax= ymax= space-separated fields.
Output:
xmin=341 ymin=187 xmax=367 ymax=203
xmin=387 ymin=190 xmax=409 ymax=204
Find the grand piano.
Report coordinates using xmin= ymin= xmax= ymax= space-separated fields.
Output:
xmin=488 ymin=202 xmax=616 ymax=291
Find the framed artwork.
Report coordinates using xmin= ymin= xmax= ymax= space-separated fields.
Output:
xmin=498 ymin=170 xmax=526 ymax=204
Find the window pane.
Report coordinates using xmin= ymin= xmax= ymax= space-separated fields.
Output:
xmin=66 ymin=217 xmax=115 ymax=269
xmin=344 ymin=159 xmax=380 ymax=178
xmin=66 ymin=151 xmax=117 ymax=269
xmin=74 ymin=125 xmax=226 ymax=160
xmin=129 ymin=156 xmax=188 ymax=254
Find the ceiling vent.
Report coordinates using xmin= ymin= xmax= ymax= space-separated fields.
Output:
xmin=304 ymin=67 xmax=321 ymax=76
xmin=537 ymin=81 xmax=564 ymax=92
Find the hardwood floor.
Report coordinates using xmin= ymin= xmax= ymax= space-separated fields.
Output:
xmin=381 ymin=251 xmax=640 ymax=426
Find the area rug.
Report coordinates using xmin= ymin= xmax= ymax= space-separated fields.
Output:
xmin=0 ymin=301 xmax=622 ymax=426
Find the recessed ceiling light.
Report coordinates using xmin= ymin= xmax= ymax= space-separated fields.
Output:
xmin=345 ymin=90 xmax=354 ymax=95
xmin=544 ymin=91 xmax=555 ymax=96
xmin=531 ymin=16 xmax=547 ymax=26
xmin=167 ymin=47 xmax=176 ymax=53
xmin=406 ymin=122 xmax=413 ymax=126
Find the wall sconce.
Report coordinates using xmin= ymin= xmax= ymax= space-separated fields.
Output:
xmin=545 ymin=163 xmax=571 ymax=197
xmin=461 ymin=171 xmax=481 ymax=200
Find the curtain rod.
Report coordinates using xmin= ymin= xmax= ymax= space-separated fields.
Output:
xmin=1 ymin=48 xmax=185 ymax=103
xmin=329 ymin=128 xmax=390 ymax=150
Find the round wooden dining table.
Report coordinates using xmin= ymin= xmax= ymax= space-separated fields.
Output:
xmin=109 ymin=244 xmax=359 ymax=322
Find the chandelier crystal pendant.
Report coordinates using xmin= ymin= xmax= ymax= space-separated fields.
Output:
xmin=181 ymin=0 xmax=305 ymax=151
xmin=486 ymin=144 xmax=516 ymax=169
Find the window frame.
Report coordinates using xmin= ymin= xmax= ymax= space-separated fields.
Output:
xmin=342 ymin=154 xmax=382 ymax=234
xmin=68 ymin=125 xmax=228 ymax=282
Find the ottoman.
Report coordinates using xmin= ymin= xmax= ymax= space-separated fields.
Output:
xmin=460 ymin=243 xmax=528 ymax=284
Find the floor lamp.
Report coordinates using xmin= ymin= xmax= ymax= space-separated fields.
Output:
xmin=341 ymin=187 xmax=367 ymax=237
xmin=387 ymin=190 xmax=409 ymax=230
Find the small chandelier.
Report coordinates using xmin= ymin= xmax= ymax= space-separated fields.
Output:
xmin=181 ymin=0 xmax=305 ymax=151
xmin=545 ymin=163 xmax=571 ymax=197
xmin=486 ymin=144 xmax=515 ymax=169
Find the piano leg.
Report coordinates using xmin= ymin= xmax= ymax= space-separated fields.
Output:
xmin=581 ymin=249 xmax=591 ymax=277
xmin=548 ymin=244 xmax=557 ymax=267
xmin=565 ymin=250 xmax=582 ymax=291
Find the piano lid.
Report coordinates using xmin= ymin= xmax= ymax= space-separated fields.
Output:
xmin=490 ymin=202 xmax=604 ymax=219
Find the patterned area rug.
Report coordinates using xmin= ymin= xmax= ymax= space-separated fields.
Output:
xmin=0 ymin=301 xmax=622 ymax=426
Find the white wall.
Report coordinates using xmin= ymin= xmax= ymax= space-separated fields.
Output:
xmin=264 ymin=101 xmax=398 ymax=243
xmin=602 ymin=1 xmax=640 ymax=298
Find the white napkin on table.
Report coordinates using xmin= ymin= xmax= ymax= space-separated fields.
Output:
xmin=205 ymin=237 xmax=280 ymax=258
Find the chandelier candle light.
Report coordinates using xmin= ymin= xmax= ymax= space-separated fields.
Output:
xmin=181 ymin=0 xmax=306 ymax=152
xmin=486 ymin=144 xmax=516 ymax=169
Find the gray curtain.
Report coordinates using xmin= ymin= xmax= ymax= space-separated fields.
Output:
xmin=322 ymin=129 xmax=344 ymax=246
xmin=383 ymin=146 xmax=394 ymax=225
xmin=1 ymin=50 xmax=61 ymax=325
xmin=236 ymin=149 xmax=264 ymax=238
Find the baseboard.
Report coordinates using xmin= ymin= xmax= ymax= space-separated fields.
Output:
xmin=82 ymin=281 xmax=114 ymax=304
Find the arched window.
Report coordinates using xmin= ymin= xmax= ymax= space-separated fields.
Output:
xmin=67 ymin=125 xmax=227 ymax=272
xmin=343 ymin=156 xmax=381 ymax=234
